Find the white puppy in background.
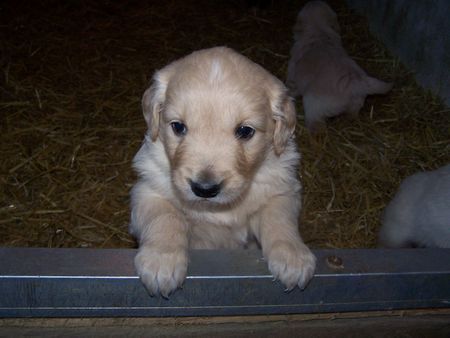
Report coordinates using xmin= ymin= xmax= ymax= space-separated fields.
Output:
xmin=286 ymin=1 xmax=392 ymax=132
xmin=130 ymin=47 xmax=316 ymax=297
xmin=379 ymin=164 xmax=450 ymax=248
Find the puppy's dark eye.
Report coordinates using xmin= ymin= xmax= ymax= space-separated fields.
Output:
xmin=170 ymin=121 xmax=187 ymax=136
xmin=235 ymin=125 xmax=255 ymax=140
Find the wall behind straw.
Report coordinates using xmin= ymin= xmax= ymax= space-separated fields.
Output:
xmin=346 ymin=0 xmax=450 ymax=106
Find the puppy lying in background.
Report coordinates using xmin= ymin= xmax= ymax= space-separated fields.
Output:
xmin=286 ymin=1 xmax=392 ymax=132
xmin=130 ymin=47 xmax=316 ymax=297
xmin=379 ymin=164 xmax=450 ymax=248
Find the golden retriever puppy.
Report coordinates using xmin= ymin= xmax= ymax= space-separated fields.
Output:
xmin=130 ymin=46 xmax=316 ymax=298
xmin=286 ymin=1 xmax=392 ymax=132
xmin=379 ymin=163 xmax=450 ymax=248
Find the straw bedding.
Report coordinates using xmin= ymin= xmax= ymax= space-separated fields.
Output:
xmin=1 ymin=0 xmax=448 ymax=249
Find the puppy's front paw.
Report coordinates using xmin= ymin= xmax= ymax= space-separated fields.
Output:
xmin=134 ymin=247 xmax=188 ymax=298
xmin=267 ymin=241 xmax=316 ymax=291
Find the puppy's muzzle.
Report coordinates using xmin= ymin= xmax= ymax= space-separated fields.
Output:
xmin=189 ymin=179 xmax=222 ymax=198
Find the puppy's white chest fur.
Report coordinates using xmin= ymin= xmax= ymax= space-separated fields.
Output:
xmin=186 ymin=210 xmax=252 ymax=249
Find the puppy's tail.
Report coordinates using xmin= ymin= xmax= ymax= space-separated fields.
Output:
xmin=362 ymin=76 xmax=393 ymax=96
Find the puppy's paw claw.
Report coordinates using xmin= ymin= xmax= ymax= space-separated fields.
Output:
xmin=267 ymin=241 xmax=316 ymax=291
xmin=134 ymin=247 xmax=188 ymax=298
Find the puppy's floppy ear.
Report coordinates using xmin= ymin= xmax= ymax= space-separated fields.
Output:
xmin=142 ymin=71 xmax=168 ymax=142
xmin=272 ymin=90 xmax=297 ymax=156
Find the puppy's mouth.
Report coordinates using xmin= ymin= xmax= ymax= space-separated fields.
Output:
xmin=172 ymin=169 xmax=249 ymax=208
xmin=175 ymin=176 xmax=243 ymax=207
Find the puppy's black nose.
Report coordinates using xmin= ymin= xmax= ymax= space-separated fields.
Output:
xmin=190 ymin=180 xmax=221 ymax=198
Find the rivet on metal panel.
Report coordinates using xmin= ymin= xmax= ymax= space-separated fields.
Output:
xmin=326 ymin=255 xmax=344 ymax=270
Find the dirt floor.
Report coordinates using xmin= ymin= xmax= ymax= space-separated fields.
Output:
xmin=2 ymin=310 xmax=450 ymax=337
xmin=1 ymin=0 xmax=449 ymax=249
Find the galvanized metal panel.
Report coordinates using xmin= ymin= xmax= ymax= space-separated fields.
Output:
xmin=0 ymin=248 xmax=449 ymax=317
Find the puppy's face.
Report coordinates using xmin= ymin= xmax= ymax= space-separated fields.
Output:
xmin=142 ymin=47 xmax=295 ymax=207
xmin=295 ymin=1 xmax=340 ymax=36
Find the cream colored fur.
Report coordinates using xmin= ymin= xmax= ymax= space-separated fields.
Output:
xmin=130 ymin=47 xmax=315 ymax=297
xmin=287 ymin=1 xmax=392 ymax=132
xmin=379 ymin=164 xmax=450 ymax=248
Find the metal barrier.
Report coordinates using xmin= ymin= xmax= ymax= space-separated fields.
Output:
xmin=1 ymin=248 xmax=449 ymax=317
